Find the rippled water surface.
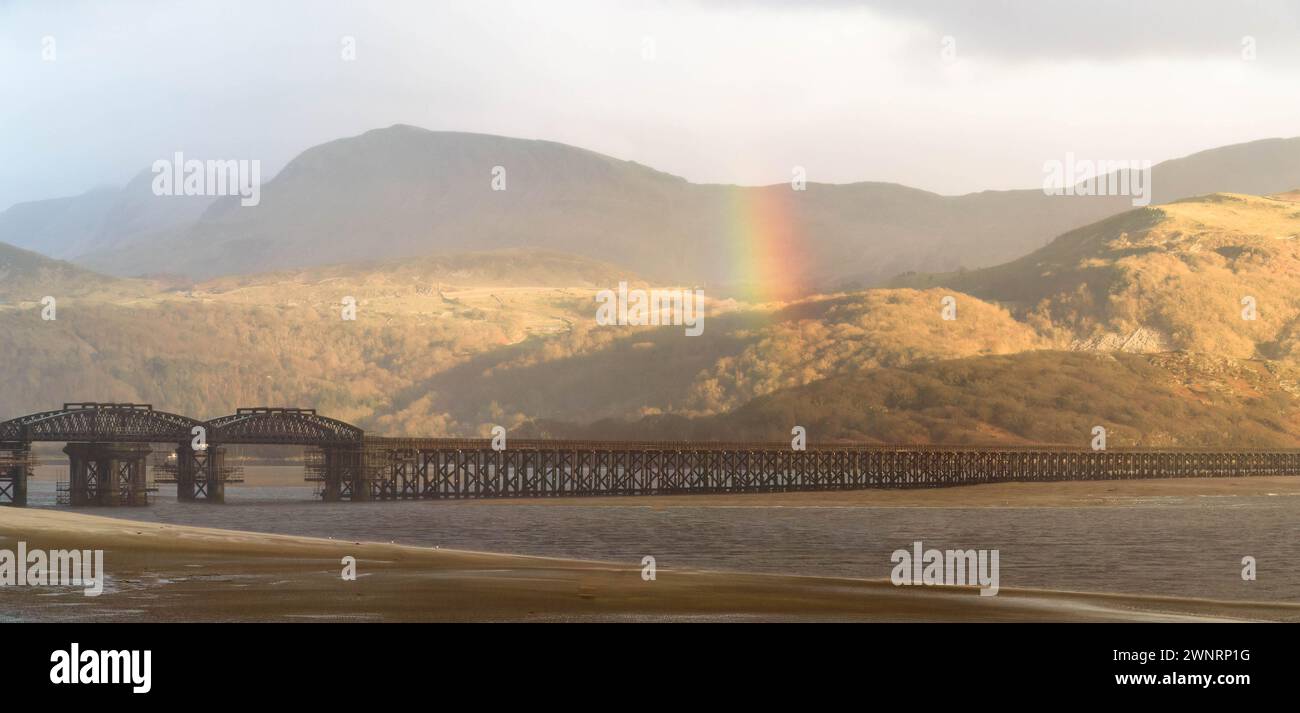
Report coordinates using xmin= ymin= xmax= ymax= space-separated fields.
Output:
xmin=23 ymin=466 xmax=1300 ymax=602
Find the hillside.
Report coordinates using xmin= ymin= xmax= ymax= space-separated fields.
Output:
xmin=198 ymin=248 xmax=636 ymax=294
xmin=893 ymin=192 xmax=1300 ymax=360
xmin=12 ymin=127 xmax=1298 ymax=297
xmin=519 ymin=351 xmax=1300 ymax=448
xmin=6 ymin=190 xmax=1300 ymax=448
xmin=0 ymin=241 xmax=139 ymax=301
xmin=0 ymin=246 xmax=1039 ymax=434
xmin=506 ymin=191 xmax=1300 ymax=447
xmin=0 ymin=248 xmax=647 ymax=422
xmin=367 ymin=287 xmax=1044 ymax=434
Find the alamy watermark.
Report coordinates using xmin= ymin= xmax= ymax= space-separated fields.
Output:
xmin=1241 ymin=296 xmax=1257 ymax=321
xmin=940 ymin=295 xmax=957 ymax=321
xmin=1091 ymin=426 xmax=1107 ymax=451
xmin=50 ymin=644 xmax=151 ymax=693
xmin=0 ymin=542 xmax=104 ymax=596
xmin=595 ymin=281 xmax=704 ymax=336
xmin=1043 ymin=152 xmax=1152 ymax=207
xmin=152 ymin=152 xmax=261 ymax=206
xmin=890 ymin=540 xmax=999 ymax=596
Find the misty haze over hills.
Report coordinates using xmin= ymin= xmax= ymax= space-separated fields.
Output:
xmin=4 ymin=184 xmax=1300 ymax=447
xmin=0 ymin=170 xmax=214 ymax=261
xmin=6 ymin=123 xmax=1300 ymax=444
xmin=5 ymin=126 xmax=1300 ymax=293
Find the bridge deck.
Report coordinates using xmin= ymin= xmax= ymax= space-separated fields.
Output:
xmin=337 ymin=441 xmax=1300 ymax=501
xmin=4 ymin=403 xmax=1299 ymax=505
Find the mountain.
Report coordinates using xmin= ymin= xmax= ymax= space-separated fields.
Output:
xmin=1140 ymin=139 xmax=1300 ymax=203
xmin=0 ymin=170 xmax=214 ymax=260
xmin=893 ymin=192 xmax=1300 ymax=360
xmin=0 ymin=241 xmax=1042 ymax=431
xmin=0 ymin=274 xmax=1040 ymax=433
xmin=92 ymin=170 xmax=218 ymax=255
xmin=47 ymin=126 xmax=1300 ymax=295
xmin=77 ymin=128 xmax=709 ymax=283
xmin=0 ymin=241 xmax=126 ymax=301
xmin=0 ymin=188 xmax=118 ymax=259
xmin=6 ymin=191 xmax=1300 ymax=447
xmin=502 ymin=189 xmax=1300 ymax=447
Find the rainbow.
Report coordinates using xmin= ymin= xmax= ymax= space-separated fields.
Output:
xmin=722 ymin=185 xmax=808 ymax=302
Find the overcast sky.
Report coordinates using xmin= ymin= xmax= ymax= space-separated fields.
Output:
xmin=2 ymin=0 xmax=1298 ymax=210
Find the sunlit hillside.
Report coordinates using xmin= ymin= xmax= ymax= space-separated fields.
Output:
xmin=0 ymin=241 xmax=147 ymax=302
xmin=368 ymin=287 xmax=1044 ymax=435
xmin=524 ymin=351 xmax=1300 ymax=448
xmin=0 ymin=248 xmax=649 ymax=425
xmin=6 ymin=191 xmax=1300 ymax=446
xmin=0 ymin=243 xmax=1038 ymax=434
xmin=896 ymin=192 xmax=1300 ymax=360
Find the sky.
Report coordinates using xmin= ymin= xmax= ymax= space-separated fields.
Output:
xmin=2 ymin=0 xmax=1299 ymax=210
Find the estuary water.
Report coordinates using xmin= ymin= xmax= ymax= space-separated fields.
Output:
xmin=22 ymin=465 xmax=1300 ymax=602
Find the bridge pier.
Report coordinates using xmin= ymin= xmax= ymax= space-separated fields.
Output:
xmin=321 ymin=447 xmax=365 ymax=501
xmin=175 ymin=443 xmax=227 ymax=503
xmin=0 ymin=441 xmax=32 ymax=507
xmin=63 ymin=442 xmax=152 ymax=506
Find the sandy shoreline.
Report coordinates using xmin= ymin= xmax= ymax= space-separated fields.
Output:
xmin=3 ymin=494 xmax=1299 ymax=622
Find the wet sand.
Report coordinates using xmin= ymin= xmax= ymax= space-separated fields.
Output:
xmin=4 ymin=493 xmax=1300 ymax=622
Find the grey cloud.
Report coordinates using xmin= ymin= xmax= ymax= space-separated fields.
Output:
xmin=732 ymin=0 xmax=1300 ymax=60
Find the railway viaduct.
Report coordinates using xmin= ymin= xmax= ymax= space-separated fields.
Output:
xmin=2 ymin=402 xmax=1298 ymax=506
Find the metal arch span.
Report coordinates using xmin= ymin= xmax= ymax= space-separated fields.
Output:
xmin=0 ymin=403 xmax=203 ymax=443
xmin=0 ymin=403 xmax=364 ymax=447
xmin=205 ymin=407 xmax=364 ymax=446
xmin=0 ymin=402 xmax=366 ymax=508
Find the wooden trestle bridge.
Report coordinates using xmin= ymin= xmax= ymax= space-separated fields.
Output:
xmin=1 ymin=403 xmax=1298 ymax=507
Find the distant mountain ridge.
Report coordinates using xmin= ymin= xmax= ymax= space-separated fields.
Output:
xmin=0 ymin=170 xmax=214 ymax=260
xmin=0 ymin=241 xmax=118 ymax=300
xmin=6 ymin=126 xmax=1300 ymax=294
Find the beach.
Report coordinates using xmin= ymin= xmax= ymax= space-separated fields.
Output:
xmin=4 ymin=477 xmax=1300 ymax=622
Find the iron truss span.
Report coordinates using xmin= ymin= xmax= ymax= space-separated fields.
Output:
xmin=0 ymin=403 xmax=203 ymax=443
xmin=206 ymin=407 xmax=364 ymax=446
xmin=0 ymin=403 xmax=366 ymax=506
xmin=0 ymin=403 xmax=365 ymax=446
